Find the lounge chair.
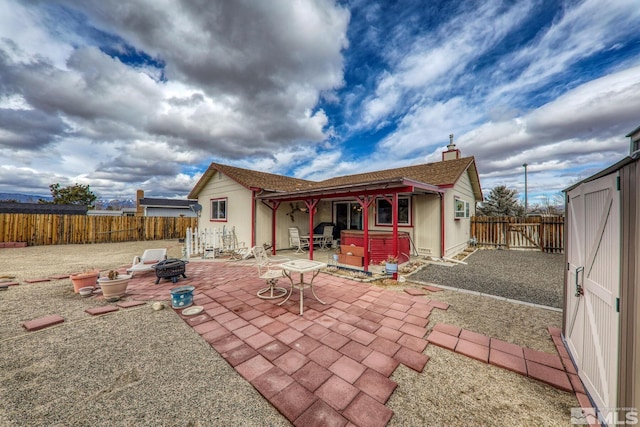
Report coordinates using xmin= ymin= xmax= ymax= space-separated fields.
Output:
xmin=288 ymin=227 xmax=310 ymax=253
xmin=319 ymin=225 xmax=334 ymax=250
xmin=127 ymin=248 xmax=167 ymax=276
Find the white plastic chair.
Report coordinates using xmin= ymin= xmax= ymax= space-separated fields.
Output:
xmin=319 ymin=225 xmax=334 ymax=250
xmin=288 ymin=227 xmax=310 ymax=253
xmin=252 ymin=246 xmax=288 ymax=299
xmin=127 ymin=248 xmax=167 ymax=276
xmin=220 ymin=228 xmax=250 ymax=260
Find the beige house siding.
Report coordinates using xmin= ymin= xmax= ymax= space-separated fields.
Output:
xmin=197 ymin=170 xmax=253 ymax=247
xmin=413 ymin=194 xmax=442 ymax=258
xmin=444 ymin=170 xmax=475 ymax=257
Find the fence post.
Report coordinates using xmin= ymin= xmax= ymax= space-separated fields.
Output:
xmin=185 ymin=227 xmax=192 ymax=258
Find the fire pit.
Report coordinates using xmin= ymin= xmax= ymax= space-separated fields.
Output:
xmin=152 ymin=259 xmax=188 ymax=284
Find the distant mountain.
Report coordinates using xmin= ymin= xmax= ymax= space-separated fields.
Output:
xmin=0 ymin=192 xmax=51 ymax=203
xmin=0 ymin=192 xmax=135 ymax=208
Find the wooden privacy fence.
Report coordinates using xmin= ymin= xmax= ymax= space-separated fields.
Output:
xmin=471 ymin=216 xmax=565 ymax=253
xmin=0 ymin=213 xmax=197 ymax=246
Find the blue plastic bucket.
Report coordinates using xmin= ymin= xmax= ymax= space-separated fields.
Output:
xmin=170 ymin=285 xmax=195 ymax=309
xmin=385 ymin=263 xmax=398 ymax=274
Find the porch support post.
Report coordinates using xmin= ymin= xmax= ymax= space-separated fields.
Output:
xmin=251 ymin=190 xmax=257 ymax=248
xmin=392 ymin=192 xmax=399 ymax=279
xmin=356 ymin=195 xmax=373 ymax=272
xmin=304 ymin=199 xmax=319 ymax=260
xmin=261 ymin=200 xmax=280 ymax=256
xmin=271 ymin=201 xmax=280 ymax=256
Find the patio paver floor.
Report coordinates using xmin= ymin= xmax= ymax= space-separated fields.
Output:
xmin=122 ymin=260 xmax=443 ymax=426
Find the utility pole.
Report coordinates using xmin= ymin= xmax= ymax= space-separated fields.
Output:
xmin=522 ymin=163 xmax=528 ymax=215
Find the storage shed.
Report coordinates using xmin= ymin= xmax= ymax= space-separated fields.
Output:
xmin=563 ymin=127 xmax=639 ymax=422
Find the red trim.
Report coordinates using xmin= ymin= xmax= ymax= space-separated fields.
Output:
xmin=441 ymin=149 xmax=461 ymax=161
xmin=262 ymin=186 xmax=416 ymax=204
xmin=261 ymin=200 xmax=280 ymax=256
xmin=209 ymin=197 xmax=228 ymax=222
xmin=355 ymin=196 xmax=374 ymax=271
xmin=392 ymin=194 xmax=399 ymax=279
xmin=304 ymin=199 xmax=319 ymax=260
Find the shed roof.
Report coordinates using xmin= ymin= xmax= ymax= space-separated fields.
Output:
xmin=564 ymin=155 xmax=638 ymax=192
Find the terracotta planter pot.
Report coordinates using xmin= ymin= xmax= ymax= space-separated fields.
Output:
xmin=98 ymin=275 xmax=131 ymax=298
xmin=70 ymin=271 xmax=99 ymax=293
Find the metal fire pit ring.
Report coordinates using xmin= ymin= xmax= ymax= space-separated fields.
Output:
xmin=152 ymin=258 xmax=189 ymax=284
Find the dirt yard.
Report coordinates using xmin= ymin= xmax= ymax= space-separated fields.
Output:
xmin=0 ymin=241 xmax=579 ymax=426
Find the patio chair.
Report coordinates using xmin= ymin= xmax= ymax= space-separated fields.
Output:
xmin=220 ymin=228 xmax=250 ymax=260
xmin=252 ymin=245 xmax=288 ymax=299
xmin=319 ymin=225 xmax=334 ymax=250
xmin=288 ymin=227 xmax=310 ymax=253
xmin=127 ymin=248 xmax=167 ymax=277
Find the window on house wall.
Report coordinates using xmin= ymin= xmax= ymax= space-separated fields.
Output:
xmin=455 ymin=198 xmax=470 ymax=219
xmin=210 ymin=198 xmax=227 ymax=221
xmin=376 ymin=197 xmax=410 ymax=225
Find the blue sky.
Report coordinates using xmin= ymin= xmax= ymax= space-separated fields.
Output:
xmin=1 ymin=0 xmax=639 ymax=207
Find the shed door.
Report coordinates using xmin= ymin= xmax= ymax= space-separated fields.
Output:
xmin=565 ymin=173 xmax=620 ymax=410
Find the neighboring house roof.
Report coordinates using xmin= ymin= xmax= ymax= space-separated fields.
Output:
xmin=0 ymin=202 xmax=88 ymax=215
xmin=139 ymin=198 xmax=198 ymax=209
xmin=189 ymin=157 xmax=483 ymax=201
xmin=87 ymin=208 xmax=137 ymax=216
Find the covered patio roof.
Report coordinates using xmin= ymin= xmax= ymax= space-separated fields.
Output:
xmin=254 ymin=177 xmax=443 ymax=203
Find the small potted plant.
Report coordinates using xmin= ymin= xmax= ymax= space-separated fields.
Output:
xmin=97 ymin=270 xmax=132 ymax=299
xmin=383 ymin=255 xmax=399 ymax=274
xmin=70 ymin=269 xmax=99 ymax=293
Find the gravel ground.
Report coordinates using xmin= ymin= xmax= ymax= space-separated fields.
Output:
xmin=408 ymin=249 xmax=565 ymax=308
xmin=0 ymin=241 xmax=578 ymax=426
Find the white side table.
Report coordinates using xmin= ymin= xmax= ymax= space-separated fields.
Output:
xmin=278 ymin=260 xmax=327 ymax=315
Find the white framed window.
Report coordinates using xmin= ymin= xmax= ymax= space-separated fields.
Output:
xmin=376 ymin=197 xmax=411 ymax=226
xmin=455 ymin=198 xmax=470 ymax=219
xmin=210 ymin=198 xmax=227 ymax=221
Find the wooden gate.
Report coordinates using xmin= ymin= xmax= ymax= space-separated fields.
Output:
xmin=565 ymin=173 xmax=620 ymax=411
xmin=471 ymin=216 xmax=564 ymax=253
xmin=507 ymin=222 xmax=541 ymax=250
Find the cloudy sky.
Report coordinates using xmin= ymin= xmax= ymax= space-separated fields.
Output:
xmin=1 ymin=0 xmax=639 ymax=204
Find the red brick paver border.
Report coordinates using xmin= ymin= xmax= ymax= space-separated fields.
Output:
xmin=427 ymin=322 xmax=590 ymax=409
xmin=23 ymin=314 xmax=64 ymax=331
xmin=85 ymin=305 xmax=119 ymax=316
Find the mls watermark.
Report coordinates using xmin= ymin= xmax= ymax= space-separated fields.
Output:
xmin=571 ymin=407 xmax=639 ymax=425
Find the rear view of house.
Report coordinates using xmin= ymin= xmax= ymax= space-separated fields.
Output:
xmin=188 ymin=141 xmax=482 ymax=269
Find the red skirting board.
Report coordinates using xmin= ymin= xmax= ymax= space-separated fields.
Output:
xmin=340 ymin=230 xmax=410 ymax=264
